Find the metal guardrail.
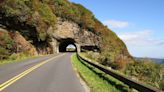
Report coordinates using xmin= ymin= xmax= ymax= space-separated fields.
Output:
xmin=77 ymin=53 xmax=159 ymax=92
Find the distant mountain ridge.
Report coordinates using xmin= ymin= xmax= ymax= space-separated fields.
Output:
xmin=134 ymin=57 xmax=164 ymax=64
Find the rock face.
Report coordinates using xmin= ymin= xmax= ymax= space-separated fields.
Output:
xmin=53 ymin=18 xmax=99 ymax=45
xmin=12 ymin=31 xmax=38 ymax=55
xmin=49 ymin=18 xmax=100 ymax=53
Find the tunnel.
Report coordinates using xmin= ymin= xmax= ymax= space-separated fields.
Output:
xmin=58 ymin=38 xmax=77 ymax=52
xmin=81 ymin=45 xmax=100 ymax=52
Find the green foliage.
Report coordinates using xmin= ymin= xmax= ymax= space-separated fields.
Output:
xmin=92 ymin=19 xmax=132 ymax=66
xmin=71 ymin=54 xmax=134 ymax=92
xmin=159 ymin=79 xmax=164 ymax=91
xmin=1 ymin=0 xmax=57 ymax=42
xmin=0 ymin=47 xmax=10 ymax=59
xmin=4 ymin=5 xmax=18 ymax=16
xmin=38 ymin=3 xmax=56 ymax=25
xmin=41 ymin=0 xmax=51 ymax=3
xmin=38 ymin=31 xmax=47 ymax=41
xmin=0 ymin=33 xmax=15 ymax=49
xmin=125 ymin=59 xmax=164 ymax=91
xmin=3 ymin=0 xmax=32 ymax=21
xmin=8 ymin=51 xmax=31 ymax=60
xmin=81 ymin=51 xmax=100 ymax=62
xmin=0 ymin=47 xmax=9 ymax=54
xmin=53 ymin=0 xmax=80 ymax=21
xmin=0 ymin=51 xmax=37 ymax=64
xmin=0 ymin=31 xmax=15 ymax=59
xmin=74 ymin=3 xmax=95 ymax=28
xmin=52 ymin=0 xmax=95 ymax=29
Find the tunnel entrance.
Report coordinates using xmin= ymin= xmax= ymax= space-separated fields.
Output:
xmin=59 ymin=38 xmax=77 ymax=52
xmin=81 ymin=45 xmax=100 ymax=52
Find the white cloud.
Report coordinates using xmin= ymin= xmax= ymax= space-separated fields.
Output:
xmin=118 ymin=30 xmax=164 ymax=46
xmin=117 ymin=30 xmax=164 ymax=58
xmin=156 ymin=40 xmax=164 ymax=45
xmin=104 ymin=19 xmax=129 ymax=28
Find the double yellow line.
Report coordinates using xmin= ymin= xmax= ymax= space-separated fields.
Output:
xmin=0 ymin=54 xmax=65 ymax=91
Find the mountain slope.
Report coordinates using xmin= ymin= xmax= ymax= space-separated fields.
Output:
xmin=0 ymin=0 xmax=133 ymax=67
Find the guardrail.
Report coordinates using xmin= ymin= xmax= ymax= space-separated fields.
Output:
xmin=77 ymin=53 xmax=159 ymax=92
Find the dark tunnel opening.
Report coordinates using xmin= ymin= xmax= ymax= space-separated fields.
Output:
xmin=81 ymin=45 xmax=100 ymax=52
xmin=59 ymin=38 xmax=77 ymax=52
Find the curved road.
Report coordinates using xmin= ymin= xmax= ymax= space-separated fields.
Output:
xmin=0 ymin=53 xmax=85 ymax=92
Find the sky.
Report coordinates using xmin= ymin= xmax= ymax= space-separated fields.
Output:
xmin=67 ymin=44 xmax=76 ymax=49
xmin=70 ymin=0 xmax=164 ymax=58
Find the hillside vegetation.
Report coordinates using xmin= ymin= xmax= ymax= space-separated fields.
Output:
xmin=83 ymin=52 xmax=164 ymax=91
xmin=125 ymin=59 xmax=164 ymax=91
xmin=0 ymin=0 xmax=133 ymax=66
xmin=71 ymin=54 xmax=135 ymax=92
xmin=0 ymin=29 xmax=15 ymax=59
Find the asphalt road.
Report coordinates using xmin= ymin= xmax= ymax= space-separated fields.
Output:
xmin=0 ymin=53 xmax=85 ymax=92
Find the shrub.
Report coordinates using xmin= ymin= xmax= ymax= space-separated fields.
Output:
xmin=38 ymin=31 xmax=47 ymax=41
xmin=125 ymin=59 xmax=164 ymax=90
xmin=3 ymin=0 xmax=32 ymax=21
xmin=73 ymin=3 xmax=95 ymax=28
xmin=159 ymin=79 xmax=164 ymax=91
xmin=38 ymin=3 xmax=56 ymax=25
xmin=0 ymin=31 xmax=15 ymax=49
xmin=112 ymin=59 xmax=127 ymax=70
xmin=2 ymin=33 xmax=15 ymax=49
xmin=9 ymin=51 xmax=31 ymax=61
xmin=0 ymin=47 xmax=10 ymax=59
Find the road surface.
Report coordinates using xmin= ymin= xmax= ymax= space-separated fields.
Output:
xmin=0 ymin=53 xmax=85 ymax=92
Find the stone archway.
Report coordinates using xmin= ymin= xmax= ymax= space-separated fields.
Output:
xmin=48 ymin=18 xmax=100 ymax=54
xmin=58 ymin=38 xmax=77 ymax=52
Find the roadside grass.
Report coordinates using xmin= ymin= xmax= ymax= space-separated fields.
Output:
xmin=71 ymin=54 xmax=136 ymax=92
xmin=0 ymin=53 xmax=41 ymax=65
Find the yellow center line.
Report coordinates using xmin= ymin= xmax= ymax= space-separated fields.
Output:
xmin=0 ymin=54 xmax=65 ymax=91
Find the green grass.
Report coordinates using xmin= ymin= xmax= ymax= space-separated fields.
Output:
xmin=71 ymin=54 xmax=137 ymax=92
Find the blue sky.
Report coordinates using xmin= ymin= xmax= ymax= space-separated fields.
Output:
xmin=70 ymin=0 xmax=164 ymax=58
